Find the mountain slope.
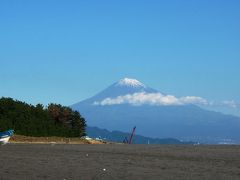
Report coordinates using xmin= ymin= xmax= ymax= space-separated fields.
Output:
xmin=73 ymin=78 xmax=158 ymax=107
xmin=72 ymin=78 xmax=240 ymax=144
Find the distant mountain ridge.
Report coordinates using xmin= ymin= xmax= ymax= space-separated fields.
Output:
xmin=72 ymin=78 xmax=240 ymax=144
xmin=87 ymin=126 xmax=194 ymax=144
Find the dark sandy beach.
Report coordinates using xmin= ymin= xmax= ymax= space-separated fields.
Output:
xmin=0 ymin=144 xmax=240 ymax=180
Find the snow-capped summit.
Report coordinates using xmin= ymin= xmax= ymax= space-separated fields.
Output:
xmin=116 ymin=78 xmax=146 ymax=88
xmin=72 ymin=78 xmax=158 ymax=106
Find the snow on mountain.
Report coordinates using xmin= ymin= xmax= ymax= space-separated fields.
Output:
xmin=84 ymin=78 xmax=207 ymax=107
xmin=75 ymin=78 xmax=159 ymax=106
xmin=116 ymin=78 xmax=146 ymax=88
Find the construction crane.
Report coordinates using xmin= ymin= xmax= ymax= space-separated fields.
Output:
xmin=123 ymin=126 xmax=136 ymax=144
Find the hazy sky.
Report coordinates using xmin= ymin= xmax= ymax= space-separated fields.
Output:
xmin=0 ymin=0 xmax=240 ymax=115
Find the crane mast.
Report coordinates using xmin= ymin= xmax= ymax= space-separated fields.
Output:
xmin=123 ymin=126 xmax=136 ymax=144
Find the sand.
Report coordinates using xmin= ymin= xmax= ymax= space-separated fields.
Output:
xmin=9 ymin=135 xmax=105 ymax=145
xmin=0 ymin=144 xmax=240 ymax=180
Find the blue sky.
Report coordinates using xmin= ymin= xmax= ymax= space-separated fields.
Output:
xmin=0 ymin=1 xmax=240 ymax=115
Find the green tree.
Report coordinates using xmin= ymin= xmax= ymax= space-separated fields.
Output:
xmin=0 ymin=97 xmax=87 ymax=137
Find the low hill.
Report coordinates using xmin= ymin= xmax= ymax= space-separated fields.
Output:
xmin=87 ymin=126 xmax=194 ymax=144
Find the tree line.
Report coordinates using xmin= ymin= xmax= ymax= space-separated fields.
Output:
xmin=0 ymin=97 xmax=86 ymax=137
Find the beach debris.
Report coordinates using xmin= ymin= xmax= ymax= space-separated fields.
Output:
xmin=83 ymin=136 xmax=93 ymax=141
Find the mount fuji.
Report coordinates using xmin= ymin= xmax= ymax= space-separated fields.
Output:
xmin=71 ymin=78 xmax=240 ymax=144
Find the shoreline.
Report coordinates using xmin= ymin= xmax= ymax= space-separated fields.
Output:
xmin=9 ymin=135 xmax=106 ymax=145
